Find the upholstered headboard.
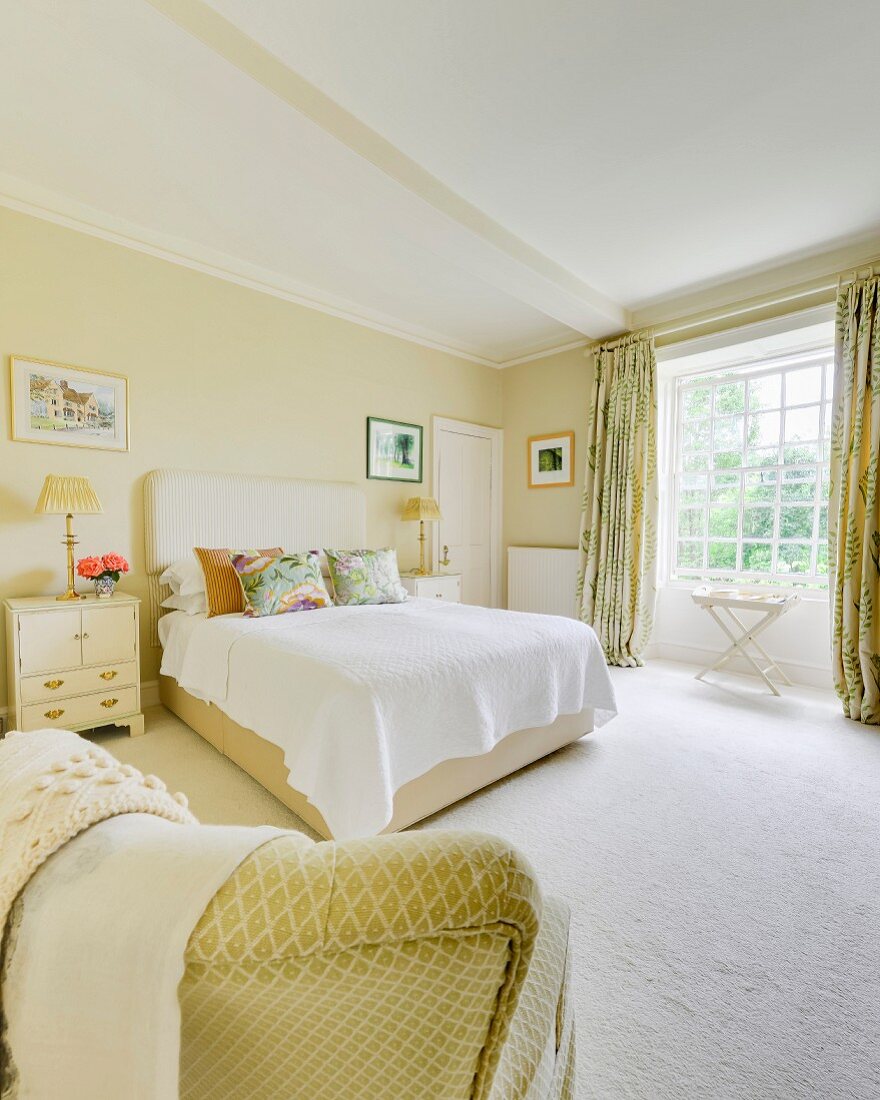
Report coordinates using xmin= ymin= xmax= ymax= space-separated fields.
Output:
xmin=143 ymin=468 xmax=366 ymax=643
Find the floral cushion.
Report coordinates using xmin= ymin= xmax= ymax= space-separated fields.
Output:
xmin=325 ymin=548 xmax=408 ymax=606
xmin=230 ymin=552 xmax=334 ymax=617
xmin=194 ymin=547 xmax=284 ymax=617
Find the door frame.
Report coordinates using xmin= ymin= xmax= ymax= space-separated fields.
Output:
xmin=431 ymin=416 xmax=503 ymax=608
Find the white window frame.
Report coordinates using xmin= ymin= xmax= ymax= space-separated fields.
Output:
xmin=666 ymin=343 xmax=834 ymax=590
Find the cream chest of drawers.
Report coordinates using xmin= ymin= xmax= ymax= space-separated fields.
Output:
xmin=4 ymin=593 xmax=144 ymax=737
xmin=399 ymin=572 xmax=462 ymax=602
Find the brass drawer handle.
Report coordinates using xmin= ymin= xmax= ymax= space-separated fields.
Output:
xmin=74 ymin=633 xmax=81 ymax=640
xmin=44 ymin=679 xmax=64 ymax=690
xmin=100 ymin=698 xmax=119 ymax=709
xmin=44 ymin=708 xmax=65 ymax=720
xmin=99 ymin=671 xmax=118 ymax=681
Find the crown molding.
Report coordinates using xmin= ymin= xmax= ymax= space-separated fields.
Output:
xmin=494 ymin=236 xmax=880 ymax=370
xmin=0 ymin=175 xmax=509 ymax=368
xmin=497 ymin=339 xmax=590 ymax=369
xmin=629 ymin=233 xmax=880 ymax=329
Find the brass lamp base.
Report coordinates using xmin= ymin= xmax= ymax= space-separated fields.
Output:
xmin=412 ymin=519 xmax=431 ymax=576
xmin=56 ymin=513 xmax=85 ymax=601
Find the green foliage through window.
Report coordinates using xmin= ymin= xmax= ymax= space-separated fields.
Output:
xmin=673 ymin=349 xmax=832 ymax=585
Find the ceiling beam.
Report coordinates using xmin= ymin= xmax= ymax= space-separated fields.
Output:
xmin=144 ymin=0 xmax=628 ymax=338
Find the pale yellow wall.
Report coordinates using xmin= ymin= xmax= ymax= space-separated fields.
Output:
xmin=501 ymin=347 xmax=592 ymax=584
xmin=0 ymin=207 xmax=501 ymax=707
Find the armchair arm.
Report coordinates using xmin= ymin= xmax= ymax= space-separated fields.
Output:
xmin=181 ymin=831 xmax=541 ymax=1100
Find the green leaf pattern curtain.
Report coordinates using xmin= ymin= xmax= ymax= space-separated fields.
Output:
xmin=829 ymin=276 xmax=880 ymax=724
xmin=577 ymin=334 xmax=658 ymax=667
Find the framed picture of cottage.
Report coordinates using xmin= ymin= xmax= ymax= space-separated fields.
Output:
xmin=366 ymin=416 xmax=423 ymax=482
xmin=9 ymin=356 xmax=129 ymax=452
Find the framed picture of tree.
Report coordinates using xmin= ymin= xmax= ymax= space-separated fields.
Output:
xmin=366 ymin=416 xmax=423 ymax=482
xmin=528 ymin=430 xmax=574 ymax=488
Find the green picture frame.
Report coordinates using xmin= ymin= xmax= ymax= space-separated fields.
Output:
xmin=366 ymin=416 xmax=423 ymax=483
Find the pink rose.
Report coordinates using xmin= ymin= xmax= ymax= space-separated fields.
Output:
xmin=76 ymin=556 xmax=104 ymax=579
xmin=102 ymin=553 xmax=129 ymax=574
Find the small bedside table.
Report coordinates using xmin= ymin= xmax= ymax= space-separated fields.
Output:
xmin=400 ymin=571 xmax=462 ymax=603
xmin=4 ymin=593 xmax=145 ymax=737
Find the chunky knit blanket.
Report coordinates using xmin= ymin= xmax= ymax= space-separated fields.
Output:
xmin=0 ymin=729 xmax=282 ymax=1099
xmin=0 ymin=728 xmax=196 ymax=926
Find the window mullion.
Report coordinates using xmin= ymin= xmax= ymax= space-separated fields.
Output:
xmin=673 ymin=382 xmax=684 ymax=580
xmin=738 ymin=379 xmax=748 ymax=573
xmin=772 ymin=371 xmax=784 ymax=577
xmin=706 ymin=385 xmax=716 ymax=571
xmin=812 ymin=362 xmax=828 ymax=579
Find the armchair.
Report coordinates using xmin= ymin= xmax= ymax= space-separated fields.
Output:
xmin=179 ymin=830 xmax=575 ymax=1099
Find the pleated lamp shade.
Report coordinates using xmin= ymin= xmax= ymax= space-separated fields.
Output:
xmin=35 ymin=475 xmax=103 ymax=515
xmin=400 ymin=496 xmax=443 ymax=522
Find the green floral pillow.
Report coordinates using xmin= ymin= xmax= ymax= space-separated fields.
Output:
xmin=230 ymin=551 xmax=333 ymax=617
xmin=325 ymin=548 xmax=408 ymax=606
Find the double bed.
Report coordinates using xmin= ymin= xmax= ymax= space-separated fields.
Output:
xmin=146 ymin=469 xmax=616 ymax=839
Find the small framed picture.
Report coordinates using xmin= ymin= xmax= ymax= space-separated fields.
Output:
xmin=10 ymin=355 xmax=129 ymax=452
xmin=366 ymin=417 xmax=423 ymax=482
xmin=528 ymin=431 xmax=574 ymax=488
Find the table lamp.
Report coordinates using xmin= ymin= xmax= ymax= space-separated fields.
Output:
xmin=35 ymin=475 xmax=103 ymax=600
xmin=401 ymin=496 xmax=443 ymax=576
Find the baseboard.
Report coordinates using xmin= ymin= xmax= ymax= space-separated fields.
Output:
xmin=141 ymin=680 xmax=160 ymax=708
xmin=645 ymin=640 xmax=833 ymax=691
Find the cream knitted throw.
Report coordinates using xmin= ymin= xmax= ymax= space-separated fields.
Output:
xmin=0 ymin=728 xmax=196 ymax=926
xmin=0 ymin=729 xmax=284 ymax=1099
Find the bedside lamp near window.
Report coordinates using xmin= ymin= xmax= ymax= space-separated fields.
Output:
xmin=401 ymin=496 xmax=443 ymax=576
xmin=35 ymin=475 xmax=103 ymax=601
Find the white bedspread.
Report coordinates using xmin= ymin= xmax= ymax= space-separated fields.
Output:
xmin=161 ymin=600 xmax=616 ymax=838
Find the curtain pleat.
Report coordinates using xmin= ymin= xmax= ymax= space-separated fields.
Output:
xmin=577 ymin=335 xmax=658 ymax=666
xmin=829 ymin=276 xmax=880 ymax=723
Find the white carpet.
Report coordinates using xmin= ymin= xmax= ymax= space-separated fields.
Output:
xmin=100 ymin=661 xmax=880 ymax=1099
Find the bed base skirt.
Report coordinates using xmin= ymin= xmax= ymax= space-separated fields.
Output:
xmin=159 ymin=675 xmax=593 ymax=839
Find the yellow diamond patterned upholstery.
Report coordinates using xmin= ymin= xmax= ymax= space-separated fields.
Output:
xmin=179 ymin=830 xmax=573 ymax=1100
xmin=490 ymin=898 xmax=576 ymax=1100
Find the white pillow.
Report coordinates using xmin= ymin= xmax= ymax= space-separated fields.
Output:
xmin=159 ymin=555 xmax=205 ymax=596
xmin=161 ymin=591 xmax=207 ymax=615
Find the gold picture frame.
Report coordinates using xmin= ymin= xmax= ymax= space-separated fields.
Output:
xmin=9 ymin=355 xmax=130 ymax=452
xmin=527 ymin=431 xmax=574 ymax=488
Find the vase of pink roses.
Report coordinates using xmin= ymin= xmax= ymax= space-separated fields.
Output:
xmin=76 ymin=553 xmax=130 ymax=598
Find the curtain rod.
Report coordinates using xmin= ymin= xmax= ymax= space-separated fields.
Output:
xmin=588 ymin=258 xmax=880 ymax=354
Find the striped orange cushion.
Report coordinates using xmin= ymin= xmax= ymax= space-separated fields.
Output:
xmin=194 ymin=547 xmax=284 ymax=617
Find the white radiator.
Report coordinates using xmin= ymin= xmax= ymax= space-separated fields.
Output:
xmin=507 ymin=546 xmax=581 ymax=618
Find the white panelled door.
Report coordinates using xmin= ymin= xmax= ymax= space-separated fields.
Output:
xmin=433 ymin=419 xmax=501 ymax=606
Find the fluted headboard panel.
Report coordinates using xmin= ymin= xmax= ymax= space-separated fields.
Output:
xmin=144 ymin=468 xmax=366 ymax=643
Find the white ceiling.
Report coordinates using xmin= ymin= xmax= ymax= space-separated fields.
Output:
xmin=2 ymin=0 xmax=879 ymax=365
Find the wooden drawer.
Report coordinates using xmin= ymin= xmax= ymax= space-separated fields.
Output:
xmin=20 ymin=661 xmax=138 ymax=705
xmin=21 ymin=686 xmax=139 ymax=732
xmin=18 ymin=609 xmax=83 ymax=675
